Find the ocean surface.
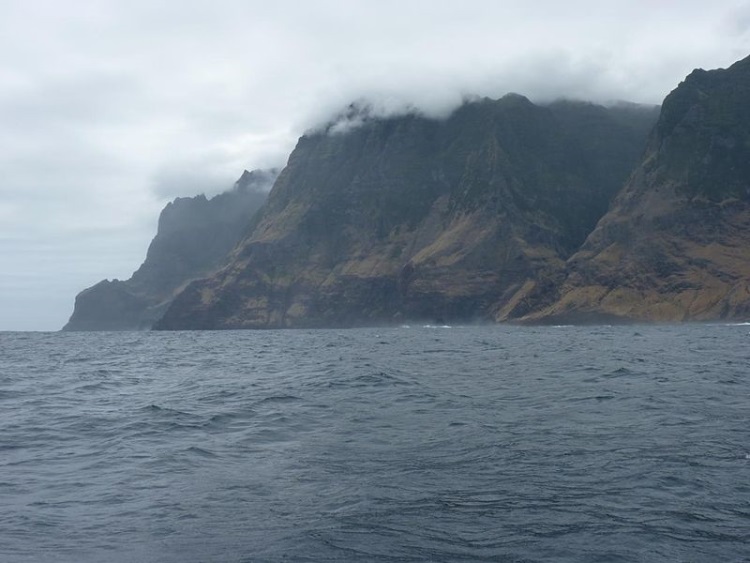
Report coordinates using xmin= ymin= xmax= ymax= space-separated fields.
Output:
xmin=1 ymin=324 xmax=749 ymax=562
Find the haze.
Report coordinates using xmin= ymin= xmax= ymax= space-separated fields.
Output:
xmin=1 ymin=0 xmax=749 ymax=330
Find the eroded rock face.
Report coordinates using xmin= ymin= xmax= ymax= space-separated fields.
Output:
xmin=63 ymin=170 xmax=275 ymax=331
xmin=155 ymin=97 xmax=658 ymax=329
xmin=526 ymin=56 xmax=750 ymax=323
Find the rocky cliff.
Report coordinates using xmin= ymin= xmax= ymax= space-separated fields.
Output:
xmin=525 ymin=56 xmax=750 ymax=323
xmin=63 ymin=169 xmax=275 ymax=330
xmin=154 ymin=97 xmax=658 ymax=329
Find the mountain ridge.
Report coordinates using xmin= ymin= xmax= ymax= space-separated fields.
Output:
xmin=153 ymin=96 xmax=658 ymax=329
xmin=68 ymin=56 xmax=750 ymax=331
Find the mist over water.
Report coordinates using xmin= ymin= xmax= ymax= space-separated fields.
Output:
xmin=1 ymin=325 xmax=748 ymax=562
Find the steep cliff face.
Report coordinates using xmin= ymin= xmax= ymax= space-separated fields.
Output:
xmin=526 ymin=56 xmax=750 ymax=323
xmin=63 ymin=169 xmax=275 ymax=330
xmin=155 ymin=97 xmax=657 ymax=329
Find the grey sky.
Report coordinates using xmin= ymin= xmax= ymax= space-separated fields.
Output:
xmin=1 ymin=0 xmax=749 ymax=330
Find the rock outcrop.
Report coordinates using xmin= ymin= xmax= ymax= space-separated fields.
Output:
xmin=525 ymin=56 xmax=750 ymax=323
xmin=154 ymin=97 xmax=658 ymax=329
xmin=63 ymin=169 xmax=276 ymax=330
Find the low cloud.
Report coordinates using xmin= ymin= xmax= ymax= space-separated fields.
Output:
xmin=723 ymin=3 xmax=750 ymax=36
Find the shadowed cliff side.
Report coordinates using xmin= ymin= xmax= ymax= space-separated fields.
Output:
xmin=524 ymin=55 xmax=750 ymax=323
xmin=155 ymin=97 xmax=657 ymax=329
xmin=63 ymin=169 xmax=276 ymax=330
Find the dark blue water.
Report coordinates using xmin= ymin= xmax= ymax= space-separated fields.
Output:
xmin=1 ymin=325 xmax=749 ymax=562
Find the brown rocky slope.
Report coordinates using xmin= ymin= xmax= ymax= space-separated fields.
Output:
xmin=524 ymin=56 xmax=750 ymax=323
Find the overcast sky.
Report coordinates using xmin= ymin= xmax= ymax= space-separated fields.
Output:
xmin=1 ymin=0 xmax=749 ymax=331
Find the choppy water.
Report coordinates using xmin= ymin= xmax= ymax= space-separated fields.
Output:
xmin=1 ymin=324 xmax=749 ymax=562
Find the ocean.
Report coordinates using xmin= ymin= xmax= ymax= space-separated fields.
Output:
xmin=1 ymin=324 xmax=748 ymax=562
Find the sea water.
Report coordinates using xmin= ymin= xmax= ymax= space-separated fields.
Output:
xmin=1 ymin=324 xmax=748 ymax=562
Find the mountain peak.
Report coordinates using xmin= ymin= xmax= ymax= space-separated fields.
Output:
xmin=233 ymin=168 xmax=279 ymax=193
